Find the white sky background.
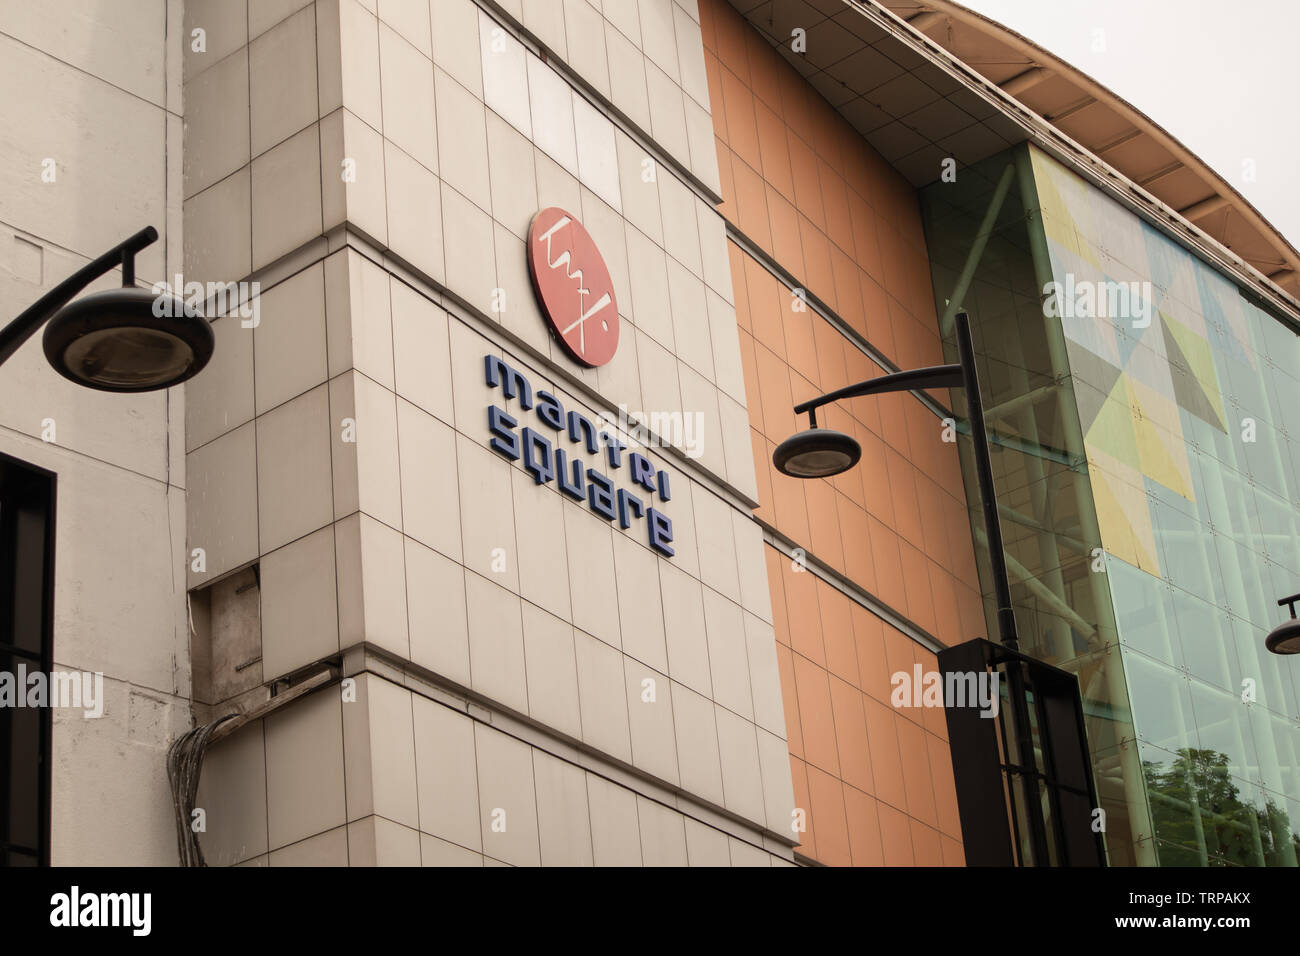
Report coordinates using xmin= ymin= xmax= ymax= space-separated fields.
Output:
xmin=954 ymin=0 xmax=1300 ymax=250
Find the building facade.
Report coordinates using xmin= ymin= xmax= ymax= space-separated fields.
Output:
xmin=0 ymin=0 xmax=1296 ymax=867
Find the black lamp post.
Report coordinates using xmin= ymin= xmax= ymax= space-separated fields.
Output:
xmin=774 ymin=310 xmax=1095 ymax=864
xmin=773 ymin=310 xmax=1020 ymax=652
xmin=0 ymin=226 xmax=213 ymax=392
xmin=1267 ymin=594 xmax=1300 ymax=655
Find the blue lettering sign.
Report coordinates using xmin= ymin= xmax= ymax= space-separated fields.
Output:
xmin=535 ymin=390 xmax=564 ymax=431
xmin=648 ymin=508 xmax=674 ymax=557
xmin=488 ymin=406 xmax=520 ymax=460
xmin=629 ymin=453 xmax=657 ymax=493
xmin=555 ymin=449 xmax=585 ymax=501
xmin=567 ymin=410 xmax=600 ymax=454
xmin=484 ymin=354 xmax=533 ymax=409
xmin=617 ymin=489 xmax=644 ymax=530
xmin=587 ymin=469 xmax=617 ymax=522
xmin=483 ymin=354 xmax=674 ymax=556
xmin=520 ymin=427 xmax=554 ymax=485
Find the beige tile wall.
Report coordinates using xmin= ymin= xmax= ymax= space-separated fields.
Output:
xmin=186 ymin=0 xmax=793 ymax=863
xmin=0 ymin=0 xmax=189 ymax=864
xmin=199 ymin=672 xmax=793 ymax=865
xmin=484 ymin=0 xmax=717 ymax=192
xmin=183 ymin=0 xmax=750 ymax=482
xmin=190 ymin=249 xmax=794 ymax=844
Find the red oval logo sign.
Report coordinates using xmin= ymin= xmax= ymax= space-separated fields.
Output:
xmin=526 ymin=207 xmax=619 ymax=367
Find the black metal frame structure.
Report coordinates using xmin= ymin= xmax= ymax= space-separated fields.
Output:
xmin=0 ymin=450 xmax=56 ymax=866
xmin=939 ymin=638 xmax=1107 ymax=866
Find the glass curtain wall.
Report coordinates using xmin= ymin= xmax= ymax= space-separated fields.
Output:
xmin=920 ymin=141 xmax=1300 ymax=866
xmin=1027 ymin=146 xmax=1300 ymax=867
xmin=919 ymin=144 xmax=1148 ymax=865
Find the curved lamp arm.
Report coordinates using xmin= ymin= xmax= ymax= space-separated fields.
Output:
xmin=793 ymin=363 xmax=963 ymax=425
xmin=0 ymin=226 xmax=158 ymax=369
xmin=783 ymin=313 xmax=1019 ymax=652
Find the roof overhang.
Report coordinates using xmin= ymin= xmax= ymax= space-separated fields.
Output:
xmin=728 ymin=0 xmax=1300 ymax=327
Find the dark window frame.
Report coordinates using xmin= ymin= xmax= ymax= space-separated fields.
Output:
xmin=0 ymin=450 xmax=56 ymax=867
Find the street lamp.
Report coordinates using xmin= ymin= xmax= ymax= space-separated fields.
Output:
xmin=773 ymin=310 xmax=1020 ymax=651
xmin=1266 ymin=594 xmax=1300 ymax=655
xmin=774 ymin=309 xmax=1103 ymax=865
xmin=0 ymin=226 xmax=213 ymax=392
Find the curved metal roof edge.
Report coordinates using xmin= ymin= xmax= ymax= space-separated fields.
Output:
xmin=927 ymin=1 xmax=1300 ymax=272
xmin=845 ymin=0 xmax=1300 ymax=327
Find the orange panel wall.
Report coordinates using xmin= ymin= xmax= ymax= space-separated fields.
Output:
xmin=700 ymin=0 xmax=984 ymax=866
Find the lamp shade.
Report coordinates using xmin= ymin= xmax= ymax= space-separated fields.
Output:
xmin=1265 ymin=618 xmax=1300 ymax=655
xmin=43 ymin=288 xmax=213 ymax=392
xmin=773 ymin=427 xmax=862 ymax=479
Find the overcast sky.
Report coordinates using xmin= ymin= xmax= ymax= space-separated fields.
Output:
xmin=956 ymin=0 xmax=1300 ymax=250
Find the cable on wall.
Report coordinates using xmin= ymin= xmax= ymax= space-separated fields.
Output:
xmin=165 ymin=713 xmax=240 ymax=867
